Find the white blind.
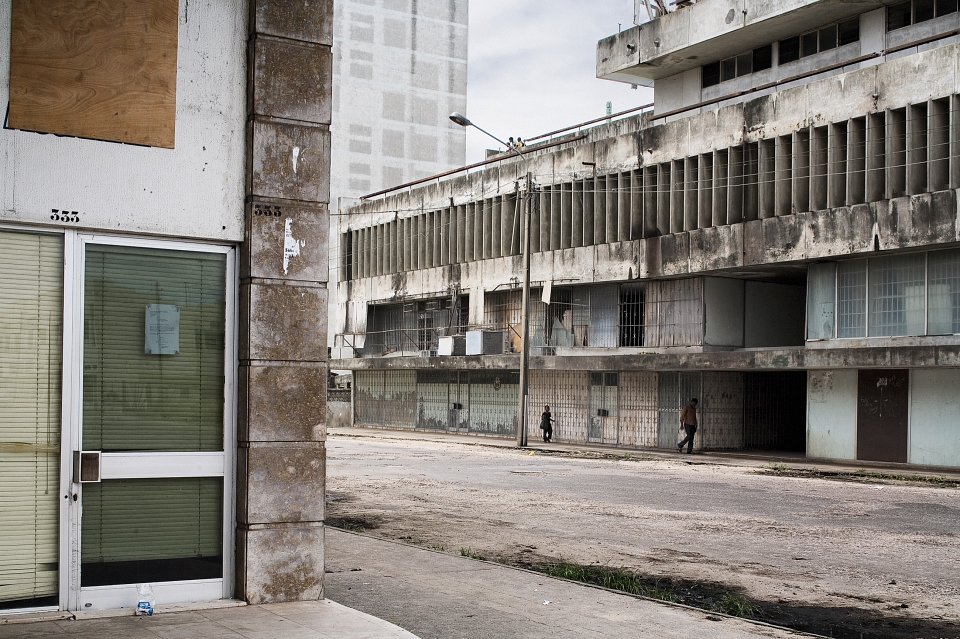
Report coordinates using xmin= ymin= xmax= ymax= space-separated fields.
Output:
xmin=0 ymin=231 xmax=62 ymax=606
xmin=82 ymin=245 xmax=225 ymax=452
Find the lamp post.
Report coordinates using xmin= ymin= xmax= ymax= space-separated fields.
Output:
xmin=449 ymin=112 xmax=532 ymax=447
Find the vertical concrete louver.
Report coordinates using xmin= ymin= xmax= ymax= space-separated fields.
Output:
xmin=237 ymin=0 xmax=332 ymax=603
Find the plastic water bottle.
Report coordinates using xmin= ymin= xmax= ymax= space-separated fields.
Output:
xmin=136 ymin=583 xmax=155 ymax=616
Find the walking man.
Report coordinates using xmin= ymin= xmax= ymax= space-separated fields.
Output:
xmin=678 ymin=398 xmax=698 ymax=454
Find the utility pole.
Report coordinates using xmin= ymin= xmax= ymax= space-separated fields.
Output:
xmin=516 ymin=172 xmax=534 ymax=447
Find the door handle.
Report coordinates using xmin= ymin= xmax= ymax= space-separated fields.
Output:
xmin=72 ymin=451 xmax=102 ymax=483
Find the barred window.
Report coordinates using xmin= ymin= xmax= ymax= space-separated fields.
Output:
xmin=868 ymin=254 xmax=925 ymax=337
xmin=928 ymin=249 xmax=960 ymax=334
xmin=837 ymin=261 xmax=867 ymax=338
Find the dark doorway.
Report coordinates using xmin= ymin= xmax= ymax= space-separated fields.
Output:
xmin=857 ymin=369 xmax=909 ymax=463
xmin=744 ymin=372 xmax=806 ymax=451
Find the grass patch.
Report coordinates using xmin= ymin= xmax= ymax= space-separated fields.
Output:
xmin=760 ymin=465 xmax=959 ymax=488
xmin=520 ymin=560 xmax=761 ymax=619
xmin=459 ymin=548 xmax=486 ymax=560
xmin=542 ymin=563 xmax=680 ymax=603
xmin=324 ymin=515 xmax=379 ymax=533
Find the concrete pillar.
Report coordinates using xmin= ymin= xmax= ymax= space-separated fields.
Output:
xmin=629 ymin=170 xmax=642 ymax=240
xmin=571 ymin=180 xmax=583 ymax=247
xmin=551 ymin=184 xmax=562 ymax=248
xmin=472 ymin=201 xmax=482 ymax=261
xmin=539 ymin=187 xmax=552 ymax=251
xmin=617 ymin=172 xmax=629 ymax=240
xmin=582 ymin=177 xmax=594 ymax=245
xmin=775 ymin=136 xmax=792 ymax=216
xmin=712 ymin=151 xmax=727 ymax=228
xmin=239 ymin=0 xmax=332 ymax=604
xmin=491 ymin=196 xmax=502 ymax=258
xmin=698 ymin=155 xmax=713 ymax=229
xmin=560 ymin=183 xmax=572 ymax=249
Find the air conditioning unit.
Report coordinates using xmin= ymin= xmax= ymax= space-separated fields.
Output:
xmin=466 ymin=330 xmax=504 ymax=355
xmin=437 ymin=335 xmax=466 ymax=356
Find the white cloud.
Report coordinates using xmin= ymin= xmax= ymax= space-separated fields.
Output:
xmin=463 ymin=0 xmax=653 ymax=163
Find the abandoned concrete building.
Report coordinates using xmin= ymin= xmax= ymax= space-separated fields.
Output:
xmin=332 ymin=0 xmax=960 ymax=469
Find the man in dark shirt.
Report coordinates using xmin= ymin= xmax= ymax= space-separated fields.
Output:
xmin=678 ymin=398 xmax=698 ymax=454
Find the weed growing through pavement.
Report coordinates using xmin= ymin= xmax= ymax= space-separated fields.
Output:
xmin=760 ymin=465 xmax=958 ymax=488
xmin=459 ymin=548 xmax=486 ymax=560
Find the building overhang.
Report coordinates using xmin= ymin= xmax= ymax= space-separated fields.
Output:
xmin=333 ymin=345 xmax=960 ymax=373
xmin=598 ymin=0 xmax=891 ymax=85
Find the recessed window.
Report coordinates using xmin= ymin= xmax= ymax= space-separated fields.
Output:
xmin=888 ymin=0 xmax=958 ymax=30
xmin=838 ymin=19 xmax=860 ymax=45
xmin=819 ymin=24 xmax=838 ymax=50
xmin=702 ymin=44 xmax=772 ymax=87
xmin=780 ymin=18 xmax=859 ymax=65
xmin=888 ymin=2 xmax=913 ymax=29
xmin=779 ymin=36 xmax=800 ymax=64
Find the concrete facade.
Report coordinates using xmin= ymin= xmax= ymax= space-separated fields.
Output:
xmin=333 ymin=0 xmax=960 ymax=469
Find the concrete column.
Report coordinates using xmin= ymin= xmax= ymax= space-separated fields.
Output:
xmin=571 ymin=180 xmax=583 ymax=247
xmin=560 ymin=183 xmax=572 ymax=249
xmin=239 ymin=0 xmax=332 ymax=604
xmin=540 ymin=187 xmax=552 ymax=251
xmin=472 ymin=201 xmax=482 ymax=261
xmin=698 ymin=155 xmax=713 ymax=229
xmin=582 ymin=177 xmax=594 ymax=245
xmin=491 ymin=196 xmax=502 ymax=258
xmin=629 ymin=170 xmax=642 ymax=240
xmin=712 ymin=151 xmax=728 ymax=228
xmin=775 ymin=136 xmax=792 ymax=216
xmin=551 ymin=184 xmax=562 ymax=248
xmin=617 ymin=172 xmax=629 ymax=240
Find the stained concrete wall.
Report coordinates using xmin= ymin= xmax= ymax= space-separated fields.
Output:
xmin=0 ymin=0 xmax=246 ymax=241
xmin=807 ymin=369 xmax=857 ymax=460
xmin=237 ymin=0 xmax=332 ymax=604
xmin=909 ymin=368 xmax=960 ymax=467
xmin=744 ymin=282 xmax=805 ymax=347
xmin=704 ymin=278 xmax=744 ymax=347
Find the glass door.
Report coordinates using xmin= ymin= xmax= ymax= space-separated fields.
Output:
xmin=70 ymin=238 xmax=234 ymax=611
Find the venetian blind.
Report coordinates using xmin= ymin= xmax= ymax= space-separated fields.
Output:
xmin=0 ymin=231 xmax=63 ymax=607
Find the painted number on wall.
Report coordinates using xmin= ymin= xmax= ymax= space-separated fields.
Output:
xmin=50 ymin=209 xmax=80 ymax=223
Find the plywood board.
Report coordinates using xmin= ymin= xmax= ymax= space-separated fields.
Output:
xmin=8 ymin=0 xmax=178 ymax=148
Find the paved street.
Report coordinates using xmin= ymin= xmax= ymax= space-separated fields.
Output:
xmin=325 ymin=431 xmax=960 ymax=639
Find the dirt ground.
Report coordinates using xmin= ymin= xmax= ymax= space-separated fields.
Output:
xmin=325 ymin=434 xmax=960 ymax=639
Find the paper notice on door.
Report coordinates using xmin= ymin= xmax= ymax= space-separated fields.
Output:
xmin=145 ymin=304 xmax=180 ymax=355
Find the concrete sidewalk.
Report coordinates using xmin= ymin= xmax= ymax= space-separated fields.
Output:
xmin=329 ymin=425 xmax=960 ymax=480
xmin=0 ymin=599 xmax=419 ymax=639
xmin=324 ymin=528 xmax=816 ymax=639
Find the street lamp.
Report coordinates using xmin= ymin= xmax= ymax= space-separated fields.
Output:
xmin=449 ymin=112 xmax=533 ymax=448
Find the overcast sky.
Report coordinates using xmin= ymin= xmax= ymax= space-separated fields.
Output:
xmin=463 ymin=0 xmax=654 ymax=163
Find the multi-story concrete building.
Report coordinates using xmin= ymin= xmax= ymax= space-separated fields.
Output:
xmin=1 ymin=0 xmax=330 ymax=614
xmin=333 ymin=0 xmax=960 ymax=470
xmin=329 ymin=0 xmax=468 ymax=343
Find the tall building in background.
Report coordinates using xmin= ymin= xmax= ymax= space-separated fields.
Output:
xmin=330 ymin=0 xmax=469 ymax=343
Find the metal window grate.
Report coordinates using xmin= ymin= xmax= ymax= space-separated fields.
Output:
xmin=927 ymin=249 xmax=960 ymax=334
xmin=837 ymin=260 xmax=867 ymax=338
xmin=868 ymin=254 xmax=925 ymax=337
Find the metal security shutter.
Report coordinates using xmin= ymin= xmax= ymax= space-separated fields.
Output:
xmin=0 ymin=231 xmax=63 ymax=607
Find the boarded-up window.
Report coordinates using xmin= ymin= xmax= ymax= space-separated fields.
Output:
xmin=8 ymin=0 xmax=178 ymax=148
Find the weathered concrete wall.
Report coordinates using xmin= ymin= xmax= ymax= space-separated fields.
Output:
xmin=807 ymin=370 xmax=857 ymax=460
xmin=337 ymin=43 xmax=960 ymax=352
xmin=237 ymin=0 xmax=332 ymax=604
xmin=327 ymin=400 xmax=352 ymax=430
xmin=704 ymin=278 xmax=744 ymax=347
xmin=909 ymin=369 xmax=960 ymax=467
xmin=0 ymin=0 xmax=246 ymax=240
